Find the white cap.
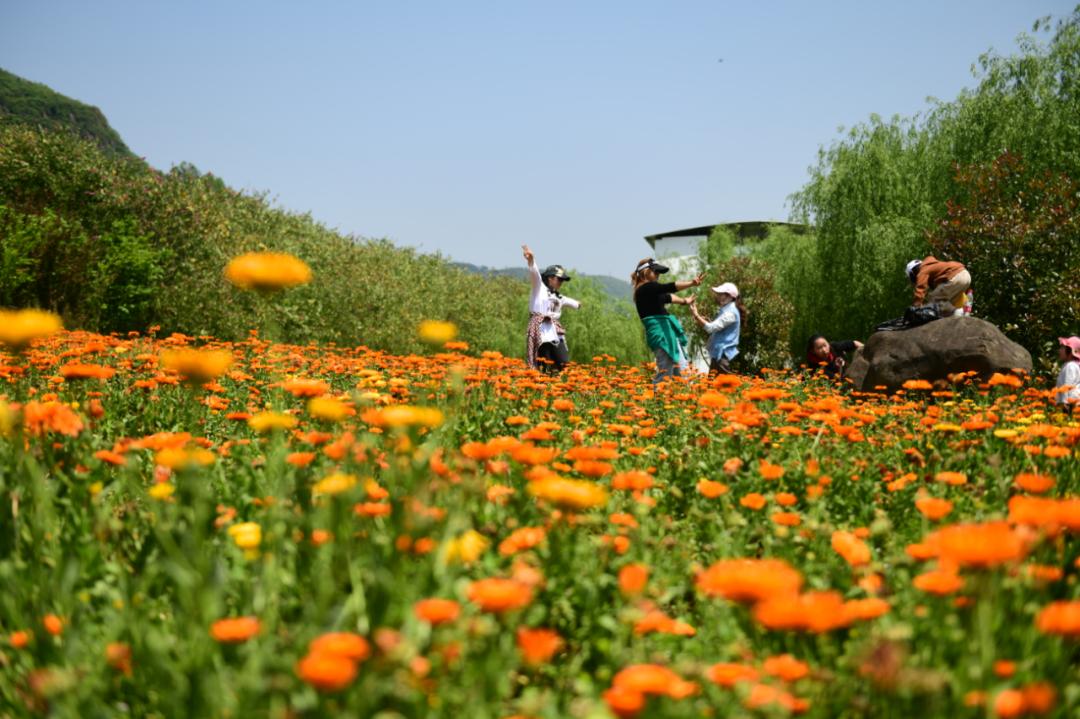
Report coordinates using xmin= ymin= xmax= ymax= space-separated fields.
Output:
xmin=711 ymin=282 xmax=739 ymax=298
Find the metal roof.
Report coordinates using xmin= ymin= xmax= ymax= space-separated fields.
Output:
xmin=644 ymin=220 xmax=808 ymax=248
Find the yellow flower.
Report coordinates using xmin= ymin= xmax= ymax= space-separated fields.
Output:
xmin=528 ymin=476 xmax=608 ymax=510
xmin=248 ymin=412 xmax=299 ymax=433
xmin=160 ymin=349 xmax=233 ymax=384
xmin=994 ymin=429 xmax=1019 ymax=439
xmin=0 ymin=309 xmax=62 ymax=350
xmin=417 ymin=320 xmax=458 ymax=346
xmin=361 ymin=405 xmax=444 ymax=429
xmin=931 ymin=423 xmax=963 ymax=433
xmin=148 ymin=483 xmax=176 ymax=500
xmin=224 ymin=252 xmax=312 ymax=291
xmin=155 ymin=446 xmax=216 ymax=470
xmin=0 ymin=402 xmax=14 ymax=437
xmin=308 ymin=397 xmax=349 ymax=422
xmin=313 ymin=473 xmax=358 ymax=497
xmin=444 ymin=529 xmax=490 ymax=564
xmin=227 ymin=522 xmax=262 ymax=556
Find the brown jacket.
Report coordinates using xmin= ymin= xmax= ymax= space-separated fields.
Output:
xmin=913 ymin=256 xmax=965 ymax=304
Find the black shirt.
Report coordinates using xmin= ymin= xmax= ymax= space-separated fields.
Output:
xmin=634 ymin=281 xmax=677 ymax=319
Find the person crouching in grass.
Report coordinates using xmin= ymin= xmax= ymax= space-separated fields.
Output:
xmin=631 ymin=258 xmax=702 ymax=383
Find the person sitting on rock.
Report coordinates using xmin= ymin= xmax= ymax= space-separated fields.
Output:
xmin=1056 ymin=336 xmax=1080 ymax=411
xmin=905 ymin=256 xmax=971 ymax=318
xmin=805 ymin=335 xmax=864 ymax=379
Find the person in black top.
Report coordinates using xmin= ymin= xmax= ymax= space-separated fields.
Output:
xmin=631 ymin=258 xmax=702 ymax=382
xmin=805 ymin=335 xmax=864 ymax=379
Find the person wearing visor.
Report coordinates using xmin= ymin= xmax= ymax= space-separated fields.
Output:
xmin=631 ymin=258 xmax=702 ymax=382
xmin=522 ymin=244 xmax=581 ymax=373
xmin=689 ymin=282 xmax=743 ymax=375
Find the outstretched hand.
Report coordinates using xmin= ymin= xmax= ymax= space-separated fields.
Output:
xmin=692 ymin=273 xmax=704 ymax=287
xmin=521 ymin=245 xmax=534 ymax=264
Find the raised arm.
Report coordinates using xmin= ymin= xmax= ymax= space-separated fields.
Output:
xmin=522 ymin=244 xmax=541 ymax=288
xmin=673 ymin=273 xmax=704 ymax=292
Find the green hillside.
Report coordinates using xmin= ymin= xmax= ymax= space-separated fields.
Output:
xmin=0 ymin=67 xmax=132 ymax=157
xmin=453 ymin=262 xmax=634 ymax=302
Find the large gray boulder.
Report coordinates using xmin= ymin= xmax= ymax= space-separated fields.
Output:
xmin=845 ymin=317 xmax=1031 ymax=392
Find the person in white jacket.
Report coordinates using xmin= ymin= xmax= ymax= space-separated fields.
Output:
xmin=522 ymin=245 xmax=581 ymax=372
xmin=1056 ymin=336 xmax=1080 ymax=410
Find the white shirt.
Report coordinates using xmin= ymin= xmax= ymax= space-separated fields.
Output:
xmin=1057 ymin=360 xmax=1080 ymax=406
xmin=529 ymin=261 xmax=580 ymax=344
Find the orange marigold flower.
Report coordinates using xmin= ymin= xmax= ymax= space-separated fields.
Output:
xmin=697 ymin=479 xmax=729 ymax=498
xmin=210 ymin=616 xmax=260 ymax=643
xmin=913 ymin=568 xmax=964 ymax=595
xmin=695 ymin=558 xmax=803 ymax=603
xmin=993 ymin=688 xmax=1026 ymax=718
xmin=771 ymin=511 xmax=801 ymax=527
xmin=758 ymin=460 xmax=785 ymax=480
xmin=739 ymin=492 xmax=767 ymax=510
xmin=516 ymin=627 xmax=563 ymax=664
xmin=466 ymin=578 xmax=533 ymax=613
xmin=831 ymin=530 xmax=872 ymax=567
xmin=762 ymin=654 xmax=809 ymax=682
xmin=1014 ymin=473 xmax=1055 ymax=494
xmin=931 ymin=521 xmax=1027 ymax=567
xmin=934 ymin=471 xmax=968 ymax=486
xmin=611 ymin=664 xmax=699 ymax=699
xmin=752 ymin=590 xmax=850 ymax=633
xmin=105 ymin=642 xmax=132 ymax=676
xmin=774 ymin=492 xmax=797 ymax=506
xmin=43 ymin=614 xmax=63 ymax=636
xmin=22 ymin=400 xmax=84 ymax=437
xmin=992 ymin=660 xmax=1016 ymax=678
xmin=902 ymin=379 xmax=933 ymax=390
xmin=915 ymin=496 xmax=954 ymax=521
xmin=1020 ymin=682 xmax=1057 ymax=714
xmin=705 ymin=662 xmax=759 ymax=687
xmin=59 ymin=363 xmax=116 ymax=380
xmin=743 ymin=682 xmax=810 ymax=713
xmin=574 ymin=459 xmax=613 ymax=478
xmin=296 ymin=651 xmax=357 ymax=692
xmin=618 ymin=563 xmax=649 ymax=596
xmin=987 ymin=372 xmax=1023 ymax=388
xmin=9 ymin=630 xmax=31 ymax=649
xmin=498 ymin=526 xmax=546 ymax=556
xmin=413 ymin=598 xmax=461 ymax=625
xmin=611 ymin=470 xmax=654 ymax=491
xmin=842 ymin=597 xmax=890 ymax=622
xmin=1035 ymin=600 xmax=1080 ymax=637
xmin=309 ymin=632 xmax=370 ymax=662
xmin=723 ymin=457 xmax=744 ymax=475
xmin=633 ymin=610 xmax=696 ymax=636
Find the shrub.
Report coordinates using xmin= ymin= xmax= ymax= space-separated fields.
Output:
xmin=927 ymin=152 xmax=1080 ymax=367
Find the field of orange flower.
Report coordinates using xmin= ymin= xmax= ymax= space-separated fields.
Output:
xmin=2 ymin=319 xmax=1079 ymax=717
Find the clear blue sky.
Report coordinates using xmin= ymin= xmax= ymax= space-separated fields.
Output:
xmin=2 ymin=1 xmax=1074 ymax=276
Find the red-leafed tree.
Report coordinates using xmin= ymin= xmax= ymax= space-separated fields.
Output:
xmin=927 ymin=152 xmax=1080 ymax=366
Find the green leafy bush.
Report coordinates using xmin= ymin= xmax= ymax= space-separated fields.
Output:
xmin=927 ymin=152 xmax=1080 ymax=367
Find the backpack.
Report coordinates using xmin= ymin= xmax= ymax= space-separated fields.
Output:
xmin=874 ymin=305 xmax=941 ymax=333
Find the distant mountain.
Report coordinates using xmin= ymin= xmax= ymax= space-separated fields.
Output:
xmin=452 ymin=262 xmax=633 ymax=301
xmin=0 ymin=68 xmax=132 ymax=157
